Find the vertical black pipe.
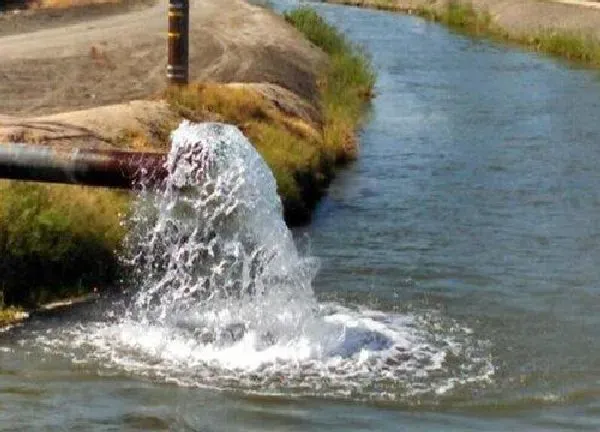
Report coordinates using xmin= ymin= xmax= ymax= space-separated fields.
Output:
xmin=167 ymin=0 xmax=189 ymax=85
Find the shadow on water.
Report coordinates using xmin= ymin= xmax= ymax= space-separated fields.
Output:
xmin=0 ymin=294 xmax=129 ymax=341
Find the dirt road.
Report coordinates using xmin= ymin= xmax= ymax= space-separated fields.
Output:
xmin=0 ymin=0 xmax=325 ymax=117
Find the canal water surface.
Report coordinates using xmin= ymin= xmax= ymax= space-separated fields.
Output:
xmin=3 ymin=2 xmax=600 ymax=430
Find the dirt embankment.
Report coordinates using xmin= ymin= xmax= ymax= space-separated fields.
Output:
xmin=0 ymin=0 xmax=326 ymax=147
xmin=325 ymin=0 xmax=600 ymax=44
xmin=0 ymin=1 xmax=351 ymax=312
xmin=471 ymin=0 xmax=600 ymax=40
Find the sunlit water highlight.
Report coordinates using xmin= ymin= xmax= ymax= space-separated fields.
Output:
xmin=14 ymin=122 xmax=493 ymax=401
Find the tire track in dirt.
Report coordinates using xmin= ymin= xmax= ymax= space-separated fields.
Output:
xmin=0 ymin=0 xmax=326 ymax=117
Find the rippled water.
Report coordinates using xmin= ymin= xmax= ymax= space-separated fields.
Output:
xmin=2 ymin=122 xmax=493 ymax=406
xmin=3 ymin=2 xmax=600 ymax=431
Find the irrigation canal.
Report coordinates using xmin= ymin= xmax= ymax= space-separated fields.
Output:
xmin=3 ymin=2 xmax=600 ymax=430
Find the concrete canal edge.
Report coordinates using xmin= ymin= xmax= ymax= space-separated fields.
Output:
xmin=324 ymin=0 xmax=600 ymax=67
xmin=0 ymin=1 xmax=375 ymax=317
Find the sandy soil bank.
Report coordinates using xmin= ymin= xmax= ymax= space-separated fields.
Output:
xmin=0 ymin=82 xmax=320 ymax=150
xmin=0 ymin=0 xmax=325 ymax=121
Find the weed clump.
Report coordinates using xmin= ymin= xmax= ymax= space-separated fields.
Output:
xmin=166 ymin=83 xmax=330 ymax=223
xmin=528 ymin=31 xmax=600 ymax=65
xmin=166 ymin=9 xmax=375 ymax=222
xmin=0 ymin=181 xmax=127 ymax=307
xmin=285 ymin=7 xmax=376 ymax=160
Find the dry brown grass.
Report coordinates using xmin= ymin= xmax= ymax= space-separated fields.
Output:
xmin=165 ymin=82 xmax=327 ymax=219
xmin=28 ymin=0 xmax=120 ymax=9
xmin=0 ymin=306 xmax=26 ymax=327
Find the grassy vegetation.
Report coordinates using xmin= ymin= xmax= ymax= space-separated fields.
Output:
xmin=0 ymin=181 xmax=128 ymax=307
xmin=166 ymin=82 xmax=327 ymax=220
xmin=285 ymin=7 xmax=375 ymax=160
xmin=416 ymin=1 xmax=492 ymax=34
xmin=0 ymin=6 xmax=375 ymax=310
xmin=524 ymin=30 xmax=600 ymax=65
xmin=0 ymin=306 xmax=26 ymax=326
xmin=424 ymin=1 xmax=600 ymax=66
xmin=166 ymin=7 xmax=375 ymax=222
xmin=332 ymin=0 xmax=600 ymax=67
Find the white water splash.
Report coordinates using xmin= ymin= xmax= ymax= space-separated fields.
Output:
xmin=124 ymin=121 xmax=318 ymax=342
xmin=18 ymin=122 xmax=495 ymax=400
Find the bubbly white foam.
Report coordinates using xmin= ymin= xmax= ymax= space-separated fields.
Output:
xmin=10 ymin=122 xmax=495 ymax=400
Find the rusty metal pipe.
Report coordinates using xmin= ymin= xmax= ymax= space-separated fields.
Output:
xmin=167 ymin=0 xmax=189 ymax=85
xmin=0 ymin=144 xmax=167 ymax=189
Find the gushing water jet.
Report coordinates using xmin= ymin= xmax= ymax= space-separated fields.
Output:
xmin=2 ymin=123 xmax=495 ymax=400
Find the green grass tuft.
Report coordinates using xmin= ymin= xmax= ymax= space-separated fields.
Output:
xmin=0 ymin=181 xmax=128 ymax=307
xmin=285 ymin=7 xmax=375 ymax=160
xmin=414 ymin=1 xmax=491 ymax=34
xmin=527 ymin=30 xmax=600 ymax=65
xmin=443 ymin=1 xmax=491 ymax=32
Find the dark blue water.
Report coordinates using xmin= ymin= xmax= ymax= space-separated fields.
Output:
xmin=297 ymin=2 xmax=600 ymax=429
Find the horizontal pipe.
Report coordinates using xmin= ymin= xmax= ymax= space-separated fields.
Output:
xmin=0 ymin=144 xmax=168 ymax=189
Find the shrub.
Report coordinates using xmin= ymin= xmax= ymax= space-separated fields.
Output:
xmin=285 ymin=7 xmax=375 ymax=160
xmin=0 ymin=181 xmax=127 ymax=306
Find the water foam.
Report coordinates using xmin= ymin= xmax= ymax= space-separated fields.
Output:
xmin=14 ymin=122 xmax=495 ymax=400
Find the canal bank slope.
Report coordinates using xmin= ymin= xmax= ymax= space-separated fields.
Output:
xmin=0 ymin=2 xmax=374 ymax=311
xmin=324 ymin=0 xmax=600 ymax=65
